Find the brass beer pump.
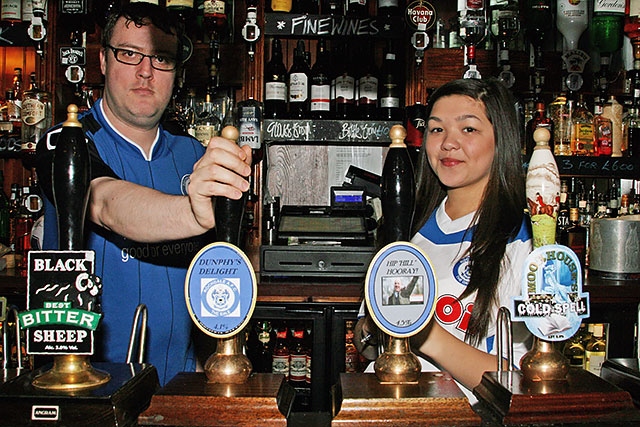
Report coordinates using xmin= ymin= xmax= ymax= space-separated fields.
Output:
xmin=374 ymin=124 xmax=421 ymax=384
xmin=32 ymin=105 xmax=110 ymax=391
xmin=203 ymin=125 xmax=252 ymax=384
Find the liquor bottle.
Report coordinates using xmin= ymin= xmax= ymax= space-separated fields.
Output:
xmin=404 ymin=101 xmax=427 ymax=169
xmin=5 ymin=90 xmax=21 ymax=132
xmin=377 ymin=0 xmax=399 ymax=17
xmin=549 ymin=93 xmax=572 ymax=156
xmin=288 ymin=40 xmax=310 ymax=119
xmin=490 ymin=0 xmax=520 ymax=88
xmin=289 ymin=327 xmax=308 ymax=387
xmin=601 ymin=95 xmax=622 ymax=157
xmin=458 ymin=0 xmax=488 ymax=79
xmin=21 ymin=72 xmax=52 ymax=168
xmin=593 ymin=100 xmax=613 ymax=157
xmin=564 ymin=207 xmax=587 ymax=267
xmin=378 ymin=41 xmax=403 ymax=121
xmin=332 ymin=41 xmax=356 ymax=119
xmin=272 ymin=325 xmax=290 ymax=379
xmin=194 ymin=91 xmax=221 ymax=146
xmin=269 ymin=0 xmax=293 ymax=12
xmin=570 ymin=95 xmax=594 ymax=156
xmin=584 ymin=323 xmax=607 ymax=376
xmin=622 ymin=104 xmax=640 ymax=159
xmin=309 ymin=38 xmax=332 ymax=120
xmin=1 ymin=0 xmax=21 ymax=23
xmin=556 ymin=179 xmax=570 ymax=241
xmin=0 ymin=171 xmax=10 ymax=248
xmin=346 ymin=0 xmax=368 ymax=17
xmin=264 ymin=38 xmax=288 ymax=119
xmin=591 ymin=0 xmax=625 ymax=55
xmin=166 ymin=0 xmax=196 ymax=40
xmin=562 ymin=324 xmax=586 ymax=368
xmin=356 ymin=41 xmax=379 ymax=120
xmin=344 ymin=320 xmax=360 ymax=373
xmin=11 ymin=67 xmax=23 ymax=116
xmin=203 ymin=0 xmax=228 ymax=40
xmin=526 ymin=0 xmax=553 ymax=61
xmin=237 ymin=97 xmax=264 ymax=165
xmin=525 ymin=100 xmax=554 ymax=160
xmin=556 ymin=0 xmax=588 ymax=52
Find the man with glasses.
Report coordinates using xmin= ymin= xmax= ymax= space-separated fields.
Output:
xmin=35 ymin=2 xmax=251 ymax=385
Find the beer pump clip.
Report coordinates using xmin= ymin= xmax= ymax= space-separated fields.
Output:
xmin=242 ymin=0 xmax=261 ymax=61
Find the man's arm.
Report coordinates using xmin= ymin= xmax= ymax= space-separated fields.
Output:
xmin=400 ymin=275 xmax=419 ymax=298
xmin=88 ymin=137 xmax=252 ymax=243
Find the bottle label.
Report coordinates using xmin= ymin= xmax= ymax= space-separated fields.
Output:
xmin=238 ymin=105 xmax=262 ymax=150
xmin=1 ymin=0 xmax=21 ymax=21
xmin=380 ymin=96 xmax=400 ymax=108
xmin=204 ymin=0 xmax=225 ymax=15
xmin=194 ymin=125 xmax=218 ymax=146
xmin=358 ymin=76 xmax=378 ymax=104
xmin=21 ymin=98 xmax=46 ymax=127
xmin=265 ymin=81 xmax=287 ymax=101
xmin=334 ymin=75 xmax=355 ymax=102
xmin=166 ymin=0 xmax=194 ymax=8
xmin=272 ymin=354 xmax=290 ymax=376
xmin=585 ymin=351 xmax=606 ymax=375
xmin=310 ymin=85 xmax=330 ymax=111
xmin=271 ymin=0 xmax=293 ymax=12
xmin=593 ymin=0 xmax=625 ymax=14
xmin=289 ymin=353 xmax=306 ymax=381
xmin=289 ymin=72 xmax=308 ymax=103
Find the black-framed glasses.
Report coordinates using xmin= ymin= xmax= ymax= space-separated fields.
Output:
xmin=106 ymin=45 xmax=177 ymax=71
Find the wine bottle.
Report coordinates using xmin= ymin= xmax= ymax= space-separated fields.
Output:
xmin=332 ymin=41 xmax=356 ymax=119
xmin=310 ymin=38 xmax=332 ymax=120
xmin=288 ymin=40 xmax=311 ymax=119
xmin=264 ymin=38 xmax=288 ymax=119
xmin=378 ymin=41 xmax=403 ymax=121
xmin=356 ymin=41 xmax=379 ymax=120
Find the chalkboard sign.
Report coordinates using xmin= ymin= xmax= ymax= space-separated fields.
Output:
xmin=264 ymin=119 xmax=401 ymax=145
xmin=555 ymin=156 xmax=639 ymax=179
xmin=264 ymin=13 xmax=404 ymax=38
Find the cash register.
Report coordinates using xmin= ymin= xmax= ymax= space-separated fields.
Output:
xmin=261 ymin=185 xmax=377 ymax=279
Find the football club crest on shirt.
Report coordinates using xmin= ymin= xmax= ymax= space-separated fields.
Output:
xmin=453 ymin=255 xmax=471 ymax=286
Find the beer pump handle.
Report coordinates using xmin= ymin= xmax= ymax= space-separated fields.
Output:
xmin=381 ymin=125 xmax=415 ymax=243
xmin=53 ymin=104 xmax=91 ymax=251
xmin=214 ymin=126 xmax=247 ymax=247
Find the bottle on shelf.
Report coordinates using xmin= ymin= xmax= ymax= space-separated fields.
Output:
xmin=562 ymin=324 xmax=586 ymax=368
xmin=584 ymin=323 xmax=607 ymax=376
xmin=251 ymin=320 xmax=273 ymax=373
xmin=563 ymin=207 xmax=587 ymax=268
xmin=549 ymin=93 xmax=572 ymax=156
xmin=622 ymin=99 xmax=640 ymax=159
xmin=21 ymin=72 xmax=52 ymax=168
xmin=458 ymin=0 xmax=488 ymax=79
xmin=344 ymin=320 xmax=360 ymax=373
xmin=288 ymin=40 xmax=311 ymax=119
xmin=9 ymin=68 xmax=23 ymax=123
xmin=1 ymin=0 xmax=22 ymax=24
xmin=593 ymin=99 xmax=613 ymax=157
xmin=355 ymin=41 xmax=379 ymax=120
xmin=525 ymin=100 xmax=554 ymax=160
xmin=310 ymin=38 xmax=332 ymax=120
xmin=332 ymin=40 xmax=356 ymax=120
xmin=272 ymin=324 xmax=290 ymax=379
xmin=556 ymin=0 xmax=588 ymax=52
xmin=346 ymin=0 xmax=368 ymax=17
xmin=289 ymin=326 xmax=309 ymax=388
xmin=601 ymin=95 xmax=622 ymax=157
xmin=378 ymin=40 xmax=403 ymax=121
xmin=264 ymin=38 xmax=288 ymax=119
xmin=269 ymin=0 xmax=293 ymax=13
xmin=590 ymin=0 xmax=625 ymax=94
xmin=570 ymin=94 xmax=594 ymax=156
xmin=194 ymin=90 xmax=221 ymax=146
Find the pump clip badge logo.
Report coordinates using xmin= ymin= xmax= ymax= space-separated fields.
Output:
xmin=512 ymin=245 xmax=590 ymax=342
xmin=185 ymin=242 xmax=256 ymax=338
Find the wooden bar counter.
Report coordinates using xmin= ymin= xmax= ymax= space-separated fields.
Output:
xmin=138 ymin=372 xmax=292 ymax=427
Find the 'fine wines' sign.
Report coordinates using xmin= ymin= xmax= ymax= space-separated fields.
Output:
xmin=18 ymin=251 xmax=102 ymax=355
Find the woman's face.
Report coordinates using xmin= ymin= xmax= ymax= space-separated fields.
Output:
xmin=425 ymin=94 xmax=496 ymax=197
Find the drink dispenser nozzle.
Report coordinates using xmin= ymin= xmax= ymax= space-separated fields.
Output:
xmin=242 ymin=0 xmax=261 ymax=61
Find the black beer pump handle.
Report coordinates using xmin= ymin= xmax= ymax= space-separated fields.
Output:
xmin=52 ymin=104 xmax=91 ymax=251
xmin=214 ymin=126 xmax=247 ymax=247
xmin=381 ymin=124 xmax=415 ymax=243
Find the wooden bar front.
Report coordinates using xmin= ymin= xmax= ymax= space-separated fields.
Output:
xmin=138 ymin=372 xmax=292 ymax=427
xmin=331 ymin=372 xmax=481 ymax=426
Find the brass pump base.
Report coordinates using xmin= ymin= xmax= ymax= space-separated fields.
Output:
xmin=32 ymin=355 xmax=111 ymax=391
xmin=204 ymin=335 xmax=252 ymax=384
xmin=374 ymin=335 xmax=421 ymax=384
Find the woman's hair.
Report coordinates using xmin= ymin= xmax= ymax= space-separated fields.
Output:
xmin=101 ymin=2 xmax=186 ymax=63
xmin=412 ymin=78 xmax=526 ymax=346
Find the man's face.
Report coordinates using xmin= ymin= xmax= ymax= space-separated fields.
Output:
xmin=394 ymin=280 xmax=401 ymax=291
xmin=100 ymin=17 xmax=178 ymax=131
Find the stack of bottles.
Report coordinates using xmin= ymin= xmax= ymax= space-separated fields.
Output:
xmin=553 ymin=177 xmax=639 ymax=272
xmin=0 ymin=171 xmax=44 ymax=276
xmin=524 ymin=92 xmax=639 ymax=159
xmin=263 ymin=37 xmax=404 ymax=121
xmin=562 ymin=322 xmax=608 ymax=377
